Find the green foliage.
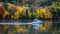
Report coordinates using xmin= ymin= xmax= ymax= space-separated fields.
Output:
xmin=9 ymin=8 xmax=15 ymax=15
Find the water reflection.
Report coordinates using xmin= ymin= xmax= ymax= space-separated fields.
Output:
xmin=0 ymin=20 xmax=60 ymax=34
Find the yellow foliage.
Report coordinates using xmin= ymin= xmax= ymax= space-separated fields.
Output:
xmin=52 ymin=2 xmax=56 ymax=7
xmin=44 ymin=10 xmax=52 ymax=19
xmin=36 ymin=9 xmax=40 ymax=18
xmin=8 ymin=3 xmax=15 ymax=9
xmin=3 ymin=9 xmax=9 ymax=19
xmin=57 ymin=6 xmax=60 ymax=9
xmin=15 ymin=6 xmax=26 ymax=19
xmin=13 ymin=6 xmax=26 ymax=19
xmin=39 ymin=13 xmax=44 ymax=18
xmin=39 ymin=8 xmax=46 ymax=18
xmin=28 ymin=10 xmax=32 ymax=18
xmin=47 ymin=13 xmax=52 ymax=19
xmin=39 ymin=8 xmax=52 ymax=19
xmin=17 ymin=6 xmax=24 ymax=15
xmin=40 ymin=8 xmax=46 ymax=13
xmin=23 ymin=10 xmax=26 ymax=16
xmin=13 ymin=11 xmax=19 ymax=19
